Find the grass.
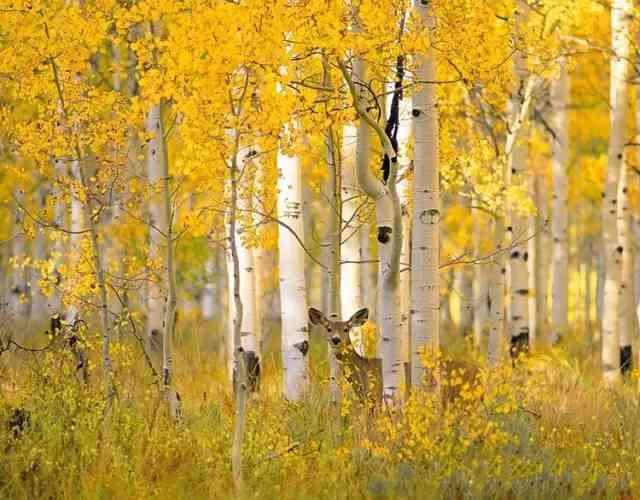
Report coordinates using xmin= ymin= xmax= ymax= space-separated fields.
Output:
xmin=1 ymin=317 xmax=639 ymax=499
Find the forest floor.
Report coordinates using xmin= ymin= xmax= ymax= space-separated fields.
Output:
xmin=1 ymin=318 xmax=639 ymax=499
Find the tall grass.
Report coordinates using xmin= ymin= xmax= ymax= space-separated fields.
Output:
xmin=1 ymin=317 xmax=639 ymax=499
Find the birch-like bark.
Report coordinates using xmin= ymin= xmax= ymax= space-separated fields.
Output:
xmin=617 ymin=163 xmax=633 ymax=373
xmin=488 ymin=216 xmax=506 ymax=366
xmin=9 ymin=189 xmax=29 ymax=318
xmin=229 ymin=137 xmax=248 ymax=489
xmin=48 ymin=158 xmax=66 ymax=318
xmin=506 ymin=3 xmax=531 ymax=355
xmin=226 ymin=215 xmax=258 ymax=383
xmin=397 ymin=94 xmax=413 ymax=385
xmin=550 ymin=58 xmax=570 ymax=344
xmin=537 ymin=176 xmax=551 ymax=340
xmin=341 ymin=122 xmax=364 ymax=353
xmin=339 ymin=57 xmax=402 ymax=400
xmin=596 ymin=240 xmax=605 ymax=337
xmin=30 ymin=183 xmax=48 ymax=322
xmin=602 ymin=0 xmax=631 ymax=385
xmin=456 ymin=196 xmax=473 ymax=338
xmin=528 ymin=174 xmax=549 ymax=348
xmin=472 ymin=210 xmax=490 ymax=349
xmin=146 ymin=103 xmax=180 ymax=417
xmin=66 ymin=159 xmax=84 ymax=324
xmin=634 ymin=215 xmax=640 ymax=345
xmin=323 ymin=60 xmax=342 ymax=403
xmin=278 ymin=146 xmax=310 ymax=400
xmin=202 ymin=253 xmax=217 ymax=320
xmin=410 ymin=1 xmax=439 ymax=386
xmin=146 ymin=105 xmax=167 ymax=358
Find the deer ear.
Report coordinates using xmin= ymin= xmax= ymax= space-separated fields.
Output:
xmin=308 ymin=308 xmax=327 ymax=326
xmin=348 ymin=308 xmax=369 ymax=327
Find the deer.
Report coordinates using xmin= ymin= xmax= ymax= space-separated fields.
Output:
xmin=308 ymin=307 xmax=483 ymax=407
xmin=309 ymin=307 xmax=382 ymax=405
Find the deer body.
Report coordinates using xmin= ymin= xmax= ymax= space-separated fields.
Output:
xmin=309 ymin=308 xmax=382 ymax=404
xmin=309 ymin=307 xmax=482 ymax=406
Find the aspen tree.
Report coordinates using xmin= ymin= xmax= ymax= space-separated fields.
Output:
xmin=322 ymin=57 xmax=343 ymax=403
xmin=339 ymin=56 xmax=403 ymax=400
xmin=550 ymin=57 xmax=570 ymax=344
xmin=278 ymin=142 xmax=310 ymax=400
xmin=9 ymin=189 xmax=28 ymax=318
xmin=146 ymin=103 xmax=180 ymax=417
xmin=506 ymin=1 xmax=532 ymax=357
xmin=30 ymin=183 xmax=48 ymax=322
xmin=410 ymin=0 xmax=439 ymax=385
xmin=472 ymin=211 xmax=490 ymax=349
xmin=602 ymin=0 xmax=632 ymax=385
xmin=617 ymin=163 xmax=633 ymax=374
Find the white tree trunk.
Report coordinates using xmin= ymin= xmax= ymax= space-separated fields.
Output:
xmin=506 ymin=3 xmax=531 ymax=356
xmin=456 ymin=198 xmax=473 ymax=338
xmin=472 ymin=210 xmax=489 ymax=349
xmin=550 ymin=57 xmax=570 ymax=344
xmin=528 ymin=174 xmax=549 ymax=348
xmin=602 ymin=0 xmax=631 ymax=385
xmin=339 ymin=54 xmax=403 ymax=399
xmin=617 ymin=163 xmax=633 ymax=372
xmin=202 ymin=254 xmax=217 ymax=320
xmin=277 ymin=147 xmax=310 ymax=400
xmin=341 ymin=122 xmax=364 ymax=352
xmin=146 ymin=105 xmax=168 ymax=356
xmin=634 ymin=215 xmax=640 ymax=345
xmin=488 ymin=217 xmax=506 ymax=366
xmin=395 ymin=91 xmax=413 ymax=384
xmin=30 ymin=184 xmax=48 ymax=322
xmin=226 ymin=223 xmax=258 ymax=382
xmin=9 ymin=189 xmax=29 ymax=318
xmin=410 ymin=1 xmax=439 ymax=386
xmin=66 ymin=159 xmax=85 ymax=324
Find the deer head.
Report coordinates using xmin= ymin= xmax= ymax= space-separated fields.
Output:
xmin=308 ymin=307 xmax=369 ymax=352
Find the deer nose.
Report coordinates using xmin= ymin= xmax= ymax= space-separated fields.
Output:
xmin=330 ymin=336 xmax=341 ymax=346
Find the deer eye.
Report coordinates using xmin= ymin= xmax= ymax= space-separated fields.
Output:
xmin=343 ymin=328 xmax=349 ymax=333
xmin=327 ymin=327 xmax=332 ymax=332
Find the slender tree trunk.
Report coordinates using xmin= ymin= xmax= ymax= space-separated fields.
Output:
xmin=410 ymin=1 xmax=439 ymax=386
xmin=339 ymin=56 xmax=402 ymax=400
xmin=453 ymin=195 xmax=473 ymax=339
xmin=528 ymin=174 xmax=549 ymax=347
xmin=146 ymin=105 xmax=168 ymax=359
xmin=9 ymin=189 xmax=29 ymax=318
xmin=342 ymin=123 xmax=364 ymax=350
xmin=584 ymin=238 xmax=593 ymax=331
xmin=506 ymin=3 xmax=531 ymax=357
xmin=146 ymin=103 xmax=179 ymax=416
xmin=634 ymin=215 xmax=640 ymax=349
xmin=393 ymin=90 xmax=413 ymax=383
xmin=31 ymin=183 xmax=49 ymax=323
xmin=602 ymin=0 xmax=631 ymax=385
xmin=66 ymin=159 xmax=85 ymax=324
xmin=226 ymin=218 xmax=258 ymax=385
xmin=229 ymin=136 xmax=248 ymax=489
xmin=537 ymin=177 xmax=551 ymax=340
xmin=550 ymin=57 xmax=570 ymax=344
xmin=617 ymin=163 xmax=633 ymax=374
xmin=202 ymin=253 xmax=217 ymax=320
xmin=596 ymin=238 xmax=605 ymax=340
xmin=49 ymin=159 xmax=66 ymax=319
xmin=472 ymin=210 xmax=489 ymax=349
xmin=323 ymin=63 xmax=342 ymax=402
xmin=278 ymin=145 xmax=310 ymax=400
xmin=488 ymin=216 xmax=506 ymax=366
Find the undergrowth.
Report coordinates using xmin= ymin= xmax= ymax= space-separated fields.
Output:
xmin=1 ymin=319 xmax=639 ymax=499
